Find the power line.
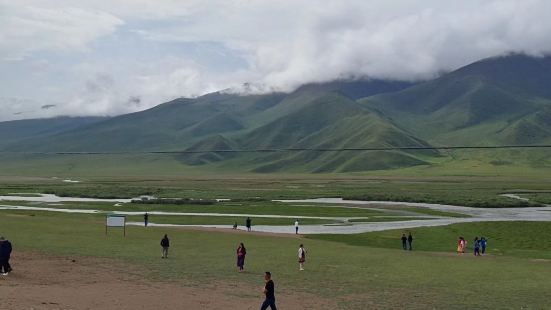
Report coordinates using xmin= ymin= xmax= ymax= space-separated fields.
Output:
xmin=0 ymin=144 xmax=550 ymax=155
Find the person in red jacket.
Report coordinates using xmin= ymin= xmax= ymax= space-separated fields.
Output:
xmin=237 ymin=243 xmax=247 ymax=272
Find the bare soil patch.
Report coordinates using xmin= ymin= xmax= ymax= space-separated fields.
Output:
xmin=0 ymin=252 xmax=334 ymax=310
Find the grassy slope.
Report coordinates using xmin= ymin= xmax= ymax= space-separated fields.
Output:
xmin=309 ymin=221 xmax=551 ymax=259
xmin=1 ymin=212 xmax=551 ymax=309
xmin=361 ymin=55 xmax=551 ymax=147
xmin=0 ymin=116 xmax=107 ymax=148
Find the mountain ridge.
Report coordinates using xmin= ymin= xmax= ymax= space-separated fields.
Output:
xmin=1 ymin=54 xmax=550 ymax=173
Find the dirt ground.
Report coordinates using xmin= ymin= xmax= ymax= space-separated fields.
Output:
xmin=0 ymin=252 xmax=335 ymax=310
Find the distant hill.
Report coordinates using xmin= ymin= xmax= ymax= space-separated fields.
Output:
xmin=0 ymin=116 xmax=107 ymax=149
xmin=1 ymin=55 xmax=550 ymax=173
xmin=362 ymin=54 xmax=551 ymax=145
xmin=294 ymin=79 xmax=414 ymax=99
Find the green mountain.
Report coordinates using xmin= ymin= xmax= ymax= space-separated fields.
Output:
xmin=179 ymin=92 xmax=437 ymax=172
xmin=0 ymin=116 xmax=107 ymax=149
xmin=1 ymin=55 xmax=550 ymax=174
xmin=4 ymin=93 xmax=287 ymax=152
xmin=362 ymin=54 xmax=551 ymax=145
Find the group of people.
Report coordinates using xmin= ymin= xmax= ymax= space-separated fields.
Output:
xmin=233 ymin=217 xmax=254 ymax=231
xmin=0 ymin=236 xmax=13 ymax=276
xmin=400 ymin=233 xmax=489 ymax=256
xmin=401 ymin=233 xmax=414 ymax=251
xmin=232 ymin=217 xmax=301 ymax=234
xmin=237 ymin=243 xmax=304 ymax=309
xmin=158 ymin=234 xmax=303 ymax=309
xmin=234 ymin=242 xmax=307 ymax=272
xmin=458 ymin=236 xmax=487 ymax=256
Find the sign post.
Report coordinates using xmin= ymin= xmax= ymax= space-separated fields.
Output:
xmin=106 ymin=214 xmax=126 ymax=236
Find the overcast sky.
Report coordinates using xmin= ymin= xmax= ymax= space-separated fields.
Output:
xmin=1 ymin=0 xmax=551 ymax=121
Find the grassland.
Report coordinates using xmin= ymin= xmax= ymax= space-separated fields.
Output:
xmin=309 ymin=221 xmax=551 ymax=259
xmin=1 ymin=172 xmax=551 ymax=308
xmin=1 ymin=172 xmax=550 ymax=209
xmin=1 ymin=210 xmax=551 ymax=309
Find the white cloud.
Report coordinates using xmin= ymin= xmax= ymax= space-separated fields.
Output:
xmin=0 ymin=1 xmax=123 ymax=61
xmin=2 ymin=0 xmax=551 ymax=120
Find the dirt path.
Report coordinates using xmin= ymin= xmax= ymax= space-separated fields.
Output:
xmin=0 ymin=252 xmax=335 ymax=310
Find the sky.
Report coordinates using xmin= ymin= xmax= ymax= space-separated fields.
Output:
xmin=1 ymin=0 xmax=551 ymax=121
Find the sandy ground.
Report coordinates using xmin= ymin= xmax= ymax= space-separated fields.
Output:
xmin=0 ymin=252 xmax=335 ymax=310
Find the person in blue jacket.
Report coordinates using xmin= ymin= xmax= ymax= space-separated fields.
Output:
xmin=480 ymin=237 xmax=487 ymax=255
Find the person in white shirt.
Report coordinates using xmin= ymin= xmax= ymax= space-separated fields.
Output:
xmin=294 ymin=219 xmax=299 ymax=234
xmin=298 ymin=244 xmax=306 ymax=271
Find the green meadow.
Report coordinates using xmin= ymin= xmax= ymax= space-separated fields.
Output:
xmin=1 ymin=210 xmax=551 ymax=309
xmin=1 ymin=171 xmax=551 ymax=308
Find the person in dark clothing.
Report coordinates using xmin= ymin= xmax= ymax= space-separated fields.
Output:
xmin=480 ymin=237 xmax=487 ymax=255
xmin=0 ymin=237 xmax=13 ymax=275
xmin=401 ymin=234 xmax=408 ymax=250
xmin=261 ymin=272 xmax=277 ymax=310
xmin=144 ymin=213 xmax=149 ymax=227
xmin=407 ymin=233 xmax=413 ymax=251
xmin=160 ymin=234 xmax=170 ymax=259
xmin=246 ymin=217 xmax=252 ymax=232
xmin=473 ymin=237 xmax=481 ymax=256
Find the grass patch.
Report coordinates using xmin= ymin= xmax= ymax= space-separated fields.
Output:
xmin=0 ymin=200 xmax=386 ymax=217
xmin=347 ymin=217 xmax=435 ymax=223
xmin=309 ymin=221 xmax=551 ymax=259
xmin=127 ymin=214 xmax=335 ymax=226
xmin=393 ymin=206 xmax=471 ymax=218
xmin=1 ymin=212 xmax=551 ymax=309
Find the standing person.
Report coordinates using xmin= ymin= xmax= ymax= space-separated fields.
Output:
xmin=0 ymin=237 xmax=12 ymax=276
xmin=473 ymin=237 xmax=481 ymax=256
xmin=246 ymin=217 xmax=252 ymax=232
xmin=457 ymin=237 xmax=464 ymax=255
xmin=407 ymin=232 xmax=413 ymax=251
xmin=298 ymin=244 xmax=306 ymax=271
xmin=233 ymin=222 xmax=238 ymax=230
xmin=144 ymin=212 xmax=149 ymax=227
xmin=260 ymin=272 xmax=277 ymax=310
xmin=295 ymin=219 xmax=299 ymax=234
xmin=237 ymin=243 xmax=247 ymax=272
xmin=480 ymin=237 xmax=487 ymax=255
xmin=160 ymin=234 xmax=170 ymax=259
xmin=401 ymin=234 xmax=408 ymax=250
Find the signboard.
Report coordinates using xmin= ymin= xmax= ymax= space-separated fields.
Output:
xmin=107 ymin=215 xmax=125 ymax=227
xmin=106 ymin=215 xmax=126 ymax=236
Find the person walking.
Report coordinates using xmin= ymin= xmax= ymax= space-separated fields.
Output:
xmin=401 ymin=234 xmax=408 ymax=250
xmin=298 ymin=244 xmax=306 ymax=271
xmin=480 ymin=237 xmax=487 ymax=255
xmin=295 ymin=219 xmax=299 ymax=234
xmin=160 ymin=234 xmax=170 ymax=259
xmin=0 ymin=237 xmax=12 ymax=276
xmin=407 ymin=233 xmax=413 ymax=251
xmin=246 ymin=217 xmax=252 ymax=232
xmin=144 ymin=212 xmax=149 ymax=227
xmin=237 ymin=243 xmax=247 ymax=272
xmin=260 ymin=272 xmax=277 ymax=310
xmin=473 ymin=237 xmax=481 ymax=256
